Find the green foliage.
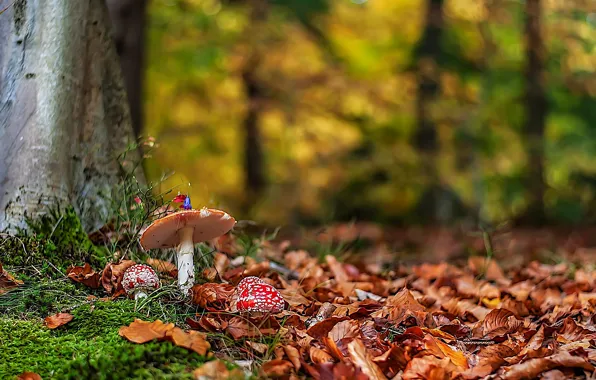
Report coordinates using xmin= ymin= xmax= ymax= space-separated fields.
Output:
xmin=0 ymin=301 xmax=206 ymax=379
xmin=1 ymin=206 xmax=109 ymax=278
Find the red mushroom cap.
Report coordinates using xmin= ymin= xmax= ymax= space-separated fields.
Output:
xmin=139 ymin=208 xmax=236 ymax=251
xmin=236 ymin=282 xmax=285 ymax=313
xmin=122 ymin=264 xmax=160 ymax=294
xmin=236 ymin=276 xmax=265 ymax=289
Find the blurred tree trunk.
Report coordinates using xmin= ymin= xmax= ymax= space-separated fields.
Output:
xmin=241 ymin=0 xmax=268 ymax=213
xmin=106 ymin=0 xmax=147 ymax=139
xmin=412 ymin=0 xmax=455 ymax=224
xmin=0 ymin=0 xmax=142 ymax=233
xmin=519 ymin=0 xmax=548 ymax=225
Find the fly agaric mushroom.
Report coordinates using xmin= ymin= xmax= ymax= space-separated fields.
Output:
xmin=122 ymin=264 xmax=160 ymax=299
xmin=235 ymin=281 xmax=285 ymax=313
xmin=139 ymin=196 xmax=236 ymax=294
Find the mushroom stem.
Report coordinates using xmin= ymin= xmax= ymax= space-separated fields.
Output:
xmin=135 ymin=290 xmax=148 ymax=300
xmin=177 ymin=226 xmax=195 ymax=294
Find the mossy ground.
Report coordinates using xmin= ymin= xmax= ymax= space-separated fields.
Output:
xmin=1 ymin=206 xmax=110 ymax=280
xmin=0 ymin=300 xmax=208 ymax=379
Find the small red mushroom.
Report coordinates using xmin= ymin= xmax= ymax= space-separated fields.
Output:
xmin=122 ymin=264 xmax=160 ymax=299
xmin=236 ymin=282 xmax=285 ymax=313
xmin=236 ymin=276 xmax=265 ymax=290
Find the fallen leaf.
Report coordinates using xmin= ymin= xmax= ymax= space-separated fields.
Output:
xmin=385 ymin=288 xmax=425 ymax=311
xmin=147 ymin=258 xmax=177 ymax=277
xmin=226 ymin=317 xmax=262 ymax=339
xmin=476 ymin=309 xmax=523 ymax=339
xmin=328 ymin=319 xmax=360 ymax=343
xmin=403 ymin=355 xmax=453 ymax=380
xmin=0 ymin=262 xmax=23 ymax=294
xmin=307 ymin=316 xmax=350 ymax=339
xmin=119 ymin=319 xmax=175 ymax=343
xmin=347 ymin=339 xmax=387 ymax=380
xmin=261 ymin=359 xmax=294 ymax=377
xmin=17 ymin=373 xmax=42 ymax=380
xmin=101 ymin=260 xmax=135 ymax=296
xmin=284 ymin=345 xmax=302 ymax=371
xmin=468 ymin=257 xmax=506 ymax=281
xmin=44 ymin=313 xmax=73 ymax=329
xmin=120 ymin=319 xmax=211 ymax=356
xmin=66 ymin=263 xmax=101 ymax=288
xmin=193 ymin=360 xmax=228 ymax=380
xmin=246 ymin=341 xmax=269 ymax=354
xmin=310 ymin=346 xmax=335 ymax=364
xmin=502 ymin=351 xmax=594 ymax=380
xmin=168 ymin=328 xmax=211 ymax=355
xmin=191 ymin=282 xmax=235 ymax=310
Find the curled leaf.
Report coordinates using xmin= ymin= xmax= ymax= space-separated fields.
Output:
xmin=191 ymin=282 xmax=235 ymax=310
xmin=66 ymin=263 xmax=101 ymax=288
xmin=45 ymin=313 xmax=73 ymax=329
xmin=101 ymin=260 xmax=135 ymax=296
xmin=0 ymin=262 xmax=23 ymax=294
xmin=347 ymin=339 xmax=387 ymax=380
xmin=119 ymin=319 xmax=175 ymax=343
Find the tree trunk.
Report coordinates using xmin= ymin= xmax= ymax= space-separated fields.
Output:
xmin=106 ymin=0 xmax=147 ymax=138
xmin=519 ymin=0 xmax=548 ymax=225
xmin=240 ymin=0 xmax=268 ymax=213
xmin=0 ymin=0 xmax=142 ymax=233
xmin=412 ymin=0 xmax=453 ymax=223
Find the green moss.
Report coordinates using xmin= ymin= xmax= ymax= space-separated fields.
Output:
xmin=0 ymin=301 xmax=206 ymax=379
xmin=1 ymin=206 xmax=109 ymax=277
xmin=0 ymin=279 xmax=91 ymax=318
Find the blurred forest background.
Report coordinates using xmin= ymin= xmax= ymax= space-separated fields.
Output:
xmin=114 ymin=0 xmax=596 ymax=227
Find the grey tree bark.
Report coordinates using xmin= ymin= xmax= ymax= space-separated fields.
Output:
xmin=0 ymin=0 xmax=143 ymax=233
xmin=106 ymin=0 xmax=147 ymax=138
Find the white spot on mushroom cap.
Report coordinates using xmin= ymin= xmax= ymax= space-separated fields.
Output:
xmin=199 ymin=207 xmax=211 ymax=217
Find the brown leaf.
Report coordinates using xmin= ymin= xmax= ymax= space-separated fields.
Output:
xmin=502 ymin=351 xmax=594 ymax=380
xmin=44 ymin=313 xmax=73 ymax=329
xmin=0 ymin=262 xmax=23 ymax=294
xmin=214 ymin=252 xmax=230 ymax=277
xmin=284 ymin=345 xmax=302 ymax=371
xmin=307 ymin=316 xmax=350 ymax=340
xmin=347 ymin=339 xmax=387 ymax=380
xmin=246 ymin=341 xmax=269 ymax=354
xmin=193 ymin=360 xmax=244 ymax=380
xmin=462 ymin=343 xmax=520 ymax=379
xmin=279 ymin=288 xmax=312 ymax=307
xmin=468 ymin=257 xmax=506 ymax=281
xmin=403 ymin=355 xmax=453 ymax=380
xmin=191 ymin=282 xmax=235 ymax=310
xmin=17 ymin=373 xmax=42 ymax=380
xmin=372 ymin=345 xmax=408 ymax=376
xmin=226 ymin=316 xmax=262 ymax=339
xmin=556 ymin=317 xmax=596 ymax=343
xmin=101 ymin=260 xmax=135 ymax=296
xmin=476 ymin=309 xmax=523 ymax=339
xmin=119 ymin=319 xmax=175 ymax=343
xmin=261 ymin=359 xmax=294 ymax=377
xmin=147 ymin=258 xmax=177 ymax=277
xmin=385 ymin=288 xmax=425 ymax=311
xmin=329 ymin=319 xmax=359 ymax=343
xmin=326 ymin=255 xmax=349 ymax=284
xmin=120 ymin=319 xmax=211 ymax=356
xmin=424 ymin=335 xmax=468 ymax=369
xmin=66 ymin=263 xmax=101 ymax=288
xmin=310 ymin=346 xmax=335 ymax=364
xmin=168 ymin=328 xmax=210 ymax=355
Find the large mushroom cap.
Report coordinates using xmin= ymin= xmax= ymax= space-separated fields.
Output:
xmin=139 ymin=207 xmax=236 ymax=251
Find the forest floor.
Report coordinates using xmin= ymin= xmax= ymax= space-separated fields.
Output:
xmin=2 ymin=213 xmax=596 ymax=379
